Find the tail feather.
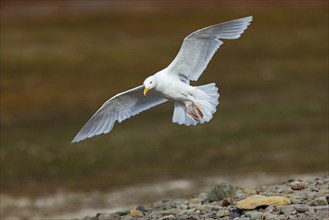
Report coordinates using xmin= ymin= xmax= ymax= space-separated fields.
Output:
xmin=172 ymin=83 xmax=220 ymax=126
xmin=172 ymin=102 xmax=198 ymax=126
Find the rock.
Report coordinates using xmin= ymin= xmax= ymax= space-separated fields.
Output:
xmin=233 ymin=217 xmax=250 ymax=220
xmin=196 ymin=204 xmax=216 ymax=211
xmin=294 ymin=204 xmax=311 ymax=212
xmin=245 ymin=210 xmax=263 ymax=220
xmin=243 ymin=187 xmax=256 ymax=195
xmin=115 ymin=209 xmax=130 ymax=216
xmin=289 ymin=197 xmax=302 ymax=204
xmin=280 ymin=205 xmax=296 ymax=215
xmin=222 ymin=198 xmax=232 ymax=206
xmin=130 ymin=209 xmax=143 ymax=217
xmin=83 ymin=216 xmax=96 ymax=220
xmin=216 ymin=209 xmax=230 ymax=217
xmin=97 ymin=213 xmax=121 ymax=220
xmin=264 ymin=205 xmax=274 ymax=214
xmin=79 ymin=176 xmax=329 ymax=220
xmin=160 ymin=214 xmax=176 ymax=220
xmin=177 ymin=204 xmax=188 ymax=210
xmin=190 ymin=197 xmax=203 ymax=203
xmin=317 ymin=188 xmax=329 ymax=197
xmin=136 ymin=204 xmax=148 ymax=212
xmin=309 ymin=197 xmax=328 ymax=206
xmin=208 ymin=182 xmax=236 ymax=201
xmin=264 ymin=213 xmax=279 ymax=219
xmin=236 ymin=195 xmax=291 ymax=210
xmin=161 ymin=201 xmax=177 ymax=210
xmin=290 ymin=181 xmax=305 ymax=190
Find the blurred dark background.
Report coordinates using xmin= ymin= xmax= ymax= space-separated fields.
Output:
xmin=1 ymin=0 xmax=328 ymax=199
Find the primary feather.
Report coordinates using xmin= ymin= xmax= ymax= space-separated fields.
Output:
xmin=167 ymin=16 xmax=253 ymax=81
xmin=72 ymin=86 xmax=167 ymax=143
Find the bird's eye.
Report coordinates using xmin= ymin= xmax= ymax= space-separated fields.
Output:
xmin=149 ymin=81 xmax=152 ymax=84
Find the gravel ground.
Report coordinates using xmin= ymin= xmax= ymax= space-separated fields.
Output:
xmin=82 ymin=176 xmax=328 ymax=220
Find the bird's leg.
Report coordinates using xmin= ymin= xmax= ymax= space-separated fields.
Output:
xmin=186 ymin=103 xmax=199 ymax=121
xmin=186 ymin=102 xmax=204 ymax=121
xmin=188 ymin=110 xmax=199 ymax=121
xmin=194 ymin=104 xmax=204 ymax=119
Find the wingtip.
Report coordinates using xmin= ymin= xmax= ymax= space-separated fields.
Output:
xmin=71 ymin=134 xmax=85 ymax=143
xmin=245 ymin=16 xmax=253 ymax=22
xmin=71 ymin=138 xmax=79 ymax=144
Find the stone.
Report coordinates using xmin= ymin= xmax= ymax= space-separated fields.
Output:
xmin=177 ymin=204 xmax=188 ymax=210
xmin=264 ymin=213 xmax=279 ymax=219
xmin=233 ymin=217 xmax=250 ymax=220
xmin=83 ymin=216 xmax=96 ymax=220
xmin=190 ymin=197 xmax=203 ymax=203
xmin=314 ymin=206 xmax=329 ymax=211
xmin=294 ymin=204 xmax=311 ymax=212
xmin=290 ymin=181 xmax=305 ymax=190
xmin=245 ymin=211 xmax=263 ymax=220
xmin=289 ymin=197 xmax=302 ymax=204
xmin=196 ymin=204 xmax=215 ymax=211
xmin=264 ymin=205 xmax=274 ymax=214
xmin=317 ymin=188 xmax=329 ymax=197
xmin=115 ymin=209 xmax=130 ymax=216
xmin=315 ymin=207 xmax=329 ymax=219
xmin=309 ymin=197 xmax=328 ymax=206
xmin=160 ymin=214 xmax=176 ymax=220
xmin=162 ymin=201 xmax=177 ymax=210
xmin=222 ymin=198 xmax=232 ymax=206
xmin=236 ymin=195 xmax=291 ymax=210
xmin=130 ymin=209 xmax=143 ymax=217
xmin=96 ymin=213 xmax=120 ymax=220
xmin=208 ymin=182 xmax=236 ymax=201
xmin=216 ymin=209 xmax=230 ymax=217
xmin=280 ymin=205 xmax=296 ymax=215
xmin=243 ymin=187 xmax=256 ymax=195
xmin=136 ymin=204 xmax=148 ymax=212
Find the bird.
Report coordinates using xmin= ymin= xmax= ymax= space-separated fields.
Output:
xmin=72 ymin=16 xmax=253 ymax=143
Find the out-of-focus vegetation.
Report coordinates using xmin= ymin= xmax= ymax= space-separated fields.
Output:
xmin=1 ymin=1 xmax=328 ymax=195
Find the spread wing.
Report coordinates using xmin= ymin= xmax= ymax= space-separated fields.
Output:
xmin=166 ymin=16 xmax=253 ymax=81
xmin=72 ymin=85 xmax=167 ymax=143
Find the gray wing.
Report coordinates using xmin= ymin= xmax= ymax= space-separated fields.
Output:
xmin=72 ymin=85 xmax=167 ymax=143
xmin=167 ymin=16 xmax=253 ymax=81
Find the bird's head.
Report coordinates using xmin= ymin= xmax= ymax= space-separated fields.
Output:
xmin=143 ymin=76 xmax=156 ymax=96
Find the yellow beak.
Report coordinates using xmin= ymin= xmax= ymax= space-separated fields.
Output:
xmin=143 ymin=87 xmax=150 ymax=96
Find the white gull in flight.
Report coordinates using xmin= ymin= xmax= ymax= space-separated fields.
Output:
xmin=72 ymin=16 xmax=253 ymax=143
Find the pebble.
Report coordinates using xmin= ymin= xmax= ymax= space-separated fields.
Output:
xmin=160 ymin=214 xmax=176 ymax=220
xmin=294 ymin=204 xmax=312 ymax=212
xmin=96 ymin=213 xmax=120 ymax=220
xmin=81 ymin=176 xmax=328 ymax=220
xmin=309 ymin=196 xmax=328 ymax=206
xmin=245 ymin=210 xmax=263 ymax=220
xmin=236 ymin=195 xmax=291 ymax=209
xmin=222 ymin=198 xmax=232 ymax=206
xmin=280 ymin=205 xmax=296 ymax=215
xmin=233 ymin=217 xmax=250 ymax=220
xmin=216 ymin=209 xmax=229 ymax=217
xmin=208 ymin=182 xmax=236 ymax=201
xmin=196 ymin=204 xmax=215 ymax=211
xmin=290 ymin=181 xmax=306 ymax=190
xmin=130 ymin=209 xmax=143 ymax=217
xmin=243 ymin=187 xmax=256 ymax=195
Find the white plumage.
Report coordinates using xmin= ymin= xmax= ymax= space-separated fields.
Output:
xmin=72 ymin=16 xmax=253 ymax=143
